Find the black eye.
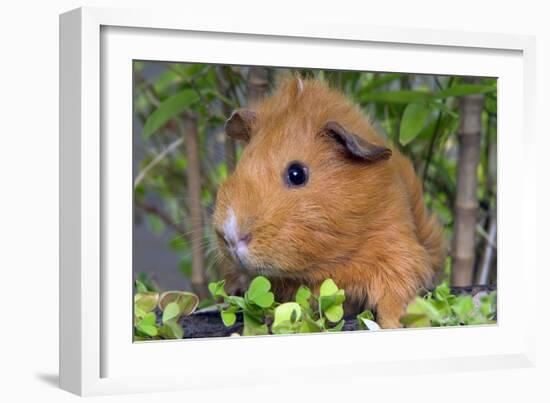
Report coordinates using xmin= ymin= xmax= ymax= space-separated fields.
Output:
xmin=285 ymin=162 xmax=308 ymax=187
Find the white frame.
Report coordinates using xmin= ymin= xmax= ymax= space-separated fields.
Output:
xmin=59 ymin=6 xmax=537 ymax=396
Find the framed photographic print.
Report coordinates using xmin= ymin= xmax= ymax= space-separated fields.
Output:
xmin=59 ymin=6 xmax=537 ymax=396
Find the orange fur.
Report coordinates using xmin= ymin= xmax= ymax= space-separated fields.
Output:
xmin=213 ymin=76 xmax=446 ymax=328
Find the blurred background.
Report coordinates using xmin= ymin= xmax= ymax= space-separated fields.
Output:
xmin=133 ymin=62 xmax=497 ymax=303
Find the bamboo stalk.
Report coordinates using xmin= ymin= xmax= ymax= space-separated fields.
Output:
xmin=247 ymin=66 xmax=269 ymax=105
xmin=451 ymin=79 xmax=484 ymax=286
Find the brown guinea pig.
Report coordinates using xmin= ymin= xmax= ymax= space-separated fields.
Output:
xmin=212 ymin=76 xmax=446 ymax=329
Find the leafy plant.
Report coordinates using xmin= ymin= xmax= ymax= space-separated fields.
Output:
xmin=134 ymin=280 xmax=199 ymax=341
xmin=209 ymin=276 xmax=274 ymax=336
xmin=209 ymin=276 xmax=379 ymax=336
xmin=400 ymin=282 xmax=496 ymax=327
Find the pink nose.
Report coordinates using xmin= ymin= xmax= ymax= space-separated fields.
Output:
xmin=224 ymin=232 xmax=252 ymax=250
xmin=238 ymin=232 xmax=252 ymax=246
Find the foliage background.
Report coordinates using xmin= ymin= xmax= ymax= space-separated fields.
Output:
xmin=133 ymin=62 xmax=497 ymax=303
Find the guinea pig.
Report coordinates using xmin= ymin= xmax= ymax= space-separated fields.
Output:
xmin=212 ymin=76 xmax=446 ymax=329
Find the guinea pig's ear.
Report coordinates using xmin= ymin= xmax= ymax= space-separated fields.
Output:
xmin=224 ymin=109 xmax=256 ymax=142
xmin=320 ymin=121 xmax=392 ymax=163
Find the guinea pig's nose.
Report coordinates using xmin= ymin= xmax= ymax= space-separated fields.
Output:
xmin=238 ymin=232 xmax=252 ymax=247
xmin=224 ymin=231 xmax=252 ymax=250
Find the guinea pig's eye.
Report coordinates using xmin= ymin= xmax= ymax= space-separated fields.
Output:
xmin=285 ymin=162 xmax=309 ymax=188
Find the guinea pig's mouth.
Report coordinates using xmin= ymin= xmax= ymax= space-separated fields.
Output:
xmin=232 ymin=253 xmax=249 ymax=272
xmin=227 ymin=251 xmax=282 ymax=277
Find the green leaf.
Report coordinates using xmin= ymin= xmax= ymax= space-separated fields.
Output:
xmin=295 ymin=286 xmax=312 ymax=310
xmin=399 ymin=313 xmax=430 ymax=328
xmin=202 ymin=88 xmax=239 ymax=108
xmin=242 ymin=312 xmax=268 ymax=336
xmin=136 ymin=312 xmax=158 ymax=337
xmin=361 ymin=90 xmax=431 ymax=104
xmin=162 ymin=302 xmax=180 ymax=323
xmin=479 ymin=292 xmax=497 ymax=318
xmin=142 ymin=89 xmax=199 ymax=138
xmin=159 ymin=321 xmax=184 ymax=339
xmin=136 ymin=324 xmax=158 ymax=337
xmin=319 ymin=290 xmax=345 ymax=313
xmin=399 ymin=103 xmax=430 ymax=145
xmin=250 ymin=292 xmax=275 ymax=308
xmin=134 ymin=306 xmax=147 ymax=320
xmin=145 ymin=214 xmax=165 ymax=235
xmin=168 ymin=236 xmax=188 ymax=251
xmin=319 ymin=279 xmax=338 ymax=297
xmin=408 ymin=296 xmax=441 ymax=322
xmin=434 ymin=84 xmax=496 ymax=99
xmin=179 ymin=258 xmax=192 ymax=277
xmin=208 ymin=280 xmax=227 ymax=298
xmin=434 ymin=283 xmax=451 ymax=301
xmin=246 ymin=276 xmax=274 ymax=308
xmin=273 ymin=303 xmax=302 ymax=329
xmin=271 ymin=321 xmax=297 ymax=334
xmin=152 ymin=70 xmax=181 ymax=95
xmin=300 ymin=316 xmax=323 ymax=333
xmin=327 ymin=320 xmax=345 ymax=332
xmin=226 ymin=295 xmax=247 ymax=311
xmin=451 ymin=296 xmax=475 ymax=322
xmin=135 ymin=279 xmax=148 ymax=293
xmin=134 ymin=61 xmax=144 ymax=72
xmin=140 ymin=311 xmax=156 ymax=326
xmin=247 ymin=276 xmax=271 ymax=299
xmin=485 ymin=95 xmax=497 ymax=114
xmin=221 ymin=310 xmax=237 ymax=327
xmin=362 ymin=73 xmax=402 ymax=92
xmin=428 ymin=100 xmax=458 ymax=118
xmin=324 ymin=304 xmax=344 ymax=323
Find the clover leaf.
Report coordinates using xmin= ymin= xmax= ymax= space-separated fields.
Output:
xmin=324 ymin=303 xmax=344 ymax=323
xmin=162 ymin=302 xmax=180 ymax=323
xmin=221 ymin=309 xmax=237 ymax=326
xmin=295 ymin=285 xmax=312 ymax=310
xmin=318 ymin=279 xmax=345 ymax=323
xmin=271 ymin=302 xmax=302 ymax=333
xmin=136 ymin=312 xmax=158 ymax=337
xmin=245 ymin=276 xmax=275 ymax=308
xmin=319 ymin=279 xmax=339 ymax=296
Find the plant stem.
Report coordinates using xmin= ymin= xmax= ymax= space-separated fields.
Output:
xmin=181 ymin=115 xmax=209 ymax=299
xmin=135 ymin=200 xmax=186 ymax=235
xmin=451 ymin=78 xmax=484 ymax=287
xmin=134 ymin=138 xmax=184 ymax=188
